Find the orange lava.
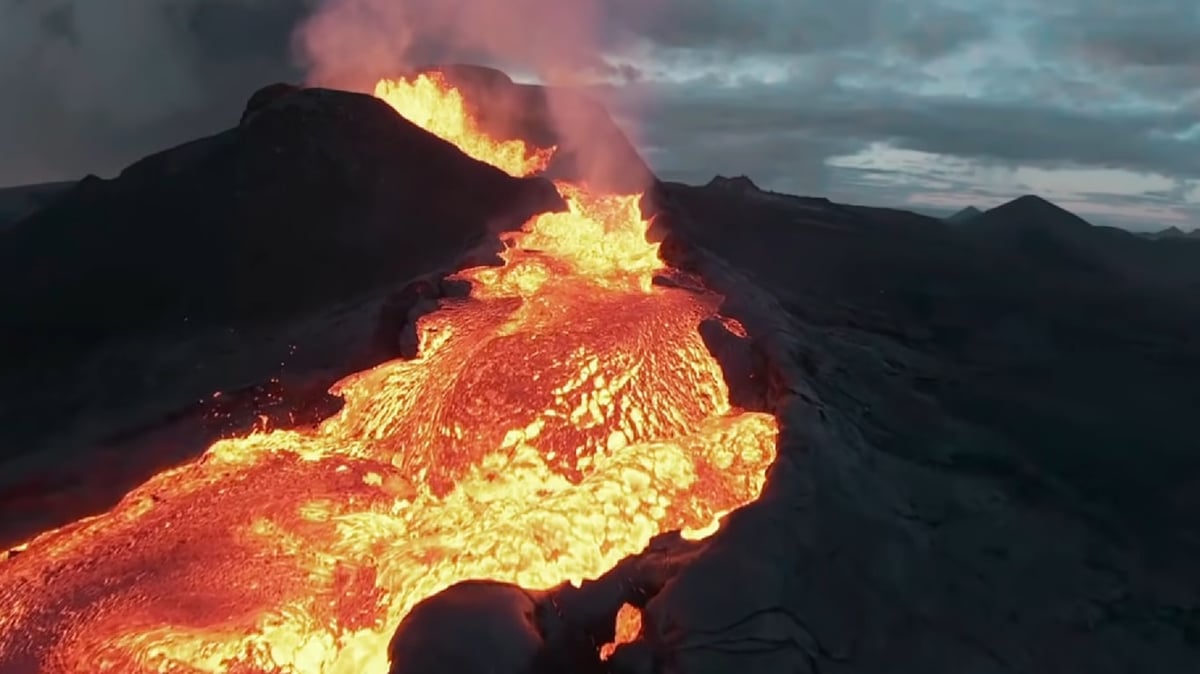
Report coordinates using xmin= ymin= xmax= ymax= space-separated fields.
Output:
xmin=374 ymin=73 xmax=555 ymax=178
xmin=0 ymin=74 xmax=778 ymax=673
xmin=599 ymin=603 xmax=643 ymax=661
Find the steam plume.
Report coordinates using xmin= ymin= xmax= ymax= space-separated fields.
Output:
xmin=296 ymin=0 xmax=658 ymax=190
xmin=296 ymin=0 xmax=652 ymax=87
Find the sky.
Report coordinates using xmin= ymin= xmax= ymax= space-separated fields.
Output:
xmin=1 ymin=0 xmax=1197 ymax=230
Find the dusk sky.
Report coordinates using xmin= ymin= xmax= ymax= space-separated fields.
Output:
xmin=2 ymin=0 xmax=1197 ymax=230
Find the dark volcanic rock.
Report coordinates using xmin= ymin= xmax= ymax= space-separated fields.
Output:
xmin=963 ymin=194 xmax=1200 ymax=289
xmin=975 ymin=193 xmax=1092 ymax=231
xmin=643 ymin=179 xmax=1200 ymax=673
xmin=657 ymin=180 xmax=1200 ymax=534
xmin=0 ymin=180 xmax=75 ymax=228
xmin=0 ymin=84 xmax=562 ymax=356
xmin=412 ymin=64 xmax=655 ymax=193
xmin=377 ymin=276 xmax=445 ymax=358
xmin=643 ymin=178 xmax=1200 ymax=671
xmin=240 ymin=82 xmax=302 ymax=123
xmin=0 ymin=83 xmax=563 ymax=462
xmin=706 ymin=175 xmax=761 ymax=192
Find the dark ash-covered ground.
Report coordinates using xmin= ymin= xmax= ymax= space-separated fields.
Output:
xmin=1 ymin=70 xmax=1198 ymax=672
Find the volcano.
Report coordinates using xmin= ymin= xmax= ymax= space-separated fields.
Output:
xmin=1 ymin=67 xmax=1199 ymax=674
xmin=0 ymin=69 xmax=780 ymax=673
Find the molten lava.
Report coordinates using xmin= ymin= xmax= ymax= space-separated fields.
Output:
xmin=374 ymin=73 xmax=554 ymax=178
xmin=599 ymin=603 xmax=643 ymax=661
xmin=0 ymin=73 xmax=778 ymax=673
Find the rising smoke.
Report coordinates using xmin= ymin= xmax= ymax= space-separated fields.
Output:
xmin=296 ymin=0 xmax=660 ymax=190
xmin=0 ymin=0 xmax=657 ymax=186
xmin=295 ymin=0 xmax=651 ymax=88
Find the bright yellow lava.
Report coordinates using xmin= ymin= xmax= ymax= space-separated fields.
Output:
xmin=374 ymin=73 xmax=555 ymax=178
xmin=0 ymin=73 xmax=778 ymax=674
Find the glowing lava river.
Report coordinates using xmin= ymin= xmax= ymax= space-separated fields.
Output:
xmin=0 ymin=73 xmax=778 ymax=674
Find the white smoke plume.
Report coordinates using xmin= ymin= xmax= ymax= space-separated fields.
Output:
xmin=296 ymin=0 xmax=661 ymax=190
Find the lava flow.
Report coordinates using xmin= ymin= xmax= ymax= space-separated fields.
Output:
xmin=0 ymin=73 xmax=778 ymax=674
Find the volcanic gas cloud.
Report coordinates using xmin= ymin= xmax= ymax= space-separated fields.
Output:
xmin=0 ymin=73 xmax=778 ymax=673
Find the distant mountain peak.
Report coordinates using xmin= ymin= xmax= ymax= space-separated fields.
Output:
xmin=945 ymin=205 xmax=982 ymax=225
xmin=1009 ymin=193 xmax=1055 ymax=207
xmin=1002 ymin=194 xmax=1078 ymax=217
xmin=980 ymin=193 xmax=1093 ymax=232
xmin=1143 ymin=225 xmax=1200 ymax=241
xmin=707 ymin=175 xmax=761 ymax=192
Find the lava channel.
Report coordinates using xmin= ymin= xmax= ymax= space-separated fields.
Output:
xmin=0 ymin=71 xmax=779 ymax=674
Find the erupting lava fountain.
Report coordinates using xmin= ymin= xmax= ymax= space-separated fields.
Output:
xmin=0 ymin=72 xmax=779 ymax=674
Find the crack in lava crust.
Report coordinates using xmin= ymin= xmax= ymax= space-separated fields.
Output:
xmin=0 ymin=74 xmax=779 ymax=674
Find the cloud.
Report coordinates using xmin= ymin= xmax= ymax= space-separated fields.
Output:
xmin=612 ymin=0 xmax=1200 ymax=228
xmin=0 ymin=0 xmax=309 ymax=184
xmin=619 ymin=64 xmax=1198 ymax=203
xmin=1045 ymin=1 xmax=1200 ymax=68
xmin=1186 ymin=183 xmax=1200 ymax=204
xmin=611 ymin=0 xmax=992 ymax=60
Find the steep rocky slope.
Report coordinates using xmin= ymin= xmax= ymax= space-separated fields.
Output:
xmin=645 ymin=178 xmax=1200 ymax=673
xmin=0 ymin=84 xmax=562 ymax=469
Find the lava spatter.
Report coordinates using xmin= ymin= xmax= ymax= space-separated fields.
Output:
xmin=0 ymin=72 xmax=778 ymax=674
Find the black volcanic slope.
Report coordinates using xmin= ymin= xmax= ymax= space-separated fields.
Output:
xmin=0 ymin=181 xmax=75 ymax=229
xmin=0 ymin=84 xmax=561 ymax=359
xmin=974 ymin=193 xmax=1093 ymax=230
xmin=657 ymin=179 xmax=1200 ymax=541
xmin=0 ymin=84 xmax=563 ymax=469
xmin=962 ymin=194 xmax=1200 ymax=288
